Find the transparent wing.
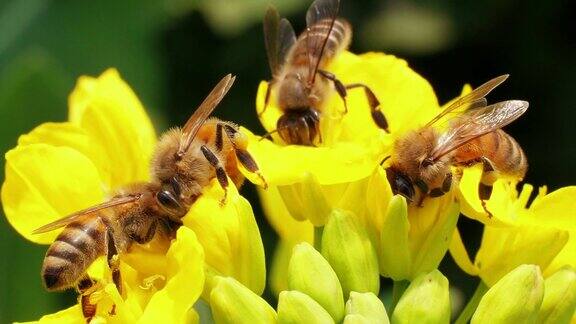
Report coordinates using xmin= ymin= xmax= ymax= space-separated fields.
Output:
xmin=33 ymin=195 xmax=141 ymax=234
xmin=425 ymin=75 xmax=509 ymax=128
xmin=263 ymin=7 xmax=296 ymax=77
xmin=263 ymin=6 xmax=280 ymax=75
xmin=177 ymin=74 xmax=236 ymax=157
xmin=305 ymin=0 xmax=339 ymax=85
xmin=278 ymin=18 xmax=297 ymax=71
xmin=430 ymin=100 xmax=529 ymax=160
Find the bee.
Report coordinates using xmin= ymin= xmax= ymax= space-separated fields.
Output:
xmin=261 ymin=0 xmax=389 ymax=145
xmin=32 ymin=74 xmax=266 ymax=321
xmin=385 ymin=75 xmax=528 ymax=205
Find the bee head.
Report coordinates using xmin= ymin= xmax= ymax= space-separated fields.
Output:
xmin=155 ymin=176 xmax=188 ymax=218
xmin=385 ymin=167 xmax=415 ymax=202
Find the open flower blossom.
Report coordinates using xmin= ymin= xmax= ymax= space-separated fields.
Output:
xmin=451 ymin=164 xmax=575 ymax=285
xmin=1 ymin=69 xmax=265 ymax=322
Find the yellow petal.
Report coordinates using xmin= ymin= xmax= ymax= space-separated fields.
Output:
xmin=138 ymin=227 xmax=205 ymax=323
xmin=19 ymin=305 xmax=84 ymax=324
xmin=448 ymin=229 xmax=480 ymax=276
xmin=329 ymin=52 xmax=439 ymax=137
xmin=546 ymin=229 xmax=576 ymax=275
xmin=244 ymin=129 xmax=381 ymax=186
xmin=68 ymin=68 xmax=156 ymax=188
xmin=409 ymin=197 xmax=459 ymax=278
xmin=184 ymin=180 xmax=266 ymax=297
xmin=256 ymin=51 xmax=440 ymax=143
xmin=475 ymin=225 xmax=569 ymax=286
xmin=257 ymin=186 xmax=314 ymax=241
xmin=526 ymin=186 xmax=576 ymax=229
xmin=2 ymin=144 xmax=104 ymax=243
xmin=17 ymin=122 xmax=113 ymax=188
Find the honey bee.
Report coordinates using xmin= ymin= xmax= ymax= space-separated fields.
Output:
xmin=33 ymin=74 xmax=266 ymax=321
xmin=385 ymin=75 xmax=528 ymax=205
xmin=261 ymin=0 xmax=389 ymax=145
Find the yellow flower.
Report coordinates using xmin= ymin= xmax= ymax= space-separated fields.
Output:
xmin=28 ymin=226 xmax=204 ymax=323
xmin=2 ymin=69 xmax=265 ymax=321
xmin=249 ymin=50 xmax=441 ymax=289
xmin=450 ymin=167 xmax=574 ymax=286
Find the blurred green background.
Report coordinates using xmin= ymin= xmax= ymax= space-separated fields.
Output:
xmin=0 ymin=0 xmax=574 ymax=321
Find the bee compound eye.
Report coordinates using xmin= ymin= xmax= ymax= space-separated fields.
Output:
xmin=156 ymin=190 xmax=182 ymax=212
xmin=385 ymin=169 xmax=415 ymax=201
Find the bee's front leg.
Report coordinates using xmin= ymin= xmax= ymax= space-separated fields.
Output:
xmin=200 ymin=145 xmax=229 ymax=205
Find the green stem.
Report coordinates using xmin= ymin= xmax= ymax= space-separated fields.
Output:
xmin=454 ymin=281 xmax=488 ymax=324
xmin=390 ymin=280 xmax=410 ymax=315
xmin=314 ymin=226 xmax=324 ymax=251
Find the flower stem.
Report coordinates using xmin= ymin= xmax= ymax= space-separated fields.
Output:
xmin=454 ymin=281 xmax=488 ymax=324
xmin=390 ymin=280 xmax=409 ymax=314
xmin=314 ymin=226 xmax=324 ymax=251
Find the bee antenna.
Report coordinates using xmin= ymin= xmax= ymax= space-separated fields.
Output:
xmin=380 ymin=155 xmax=391 ymax=166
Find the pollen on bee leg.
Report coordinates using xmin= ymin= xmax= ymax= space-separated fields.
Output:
xmin=140 ymin=274 xmax=166 ymax=290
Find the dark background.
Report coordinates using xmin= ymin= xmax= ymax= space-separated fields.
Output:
xmin=0 ymin=0 xmax=574 ymax=321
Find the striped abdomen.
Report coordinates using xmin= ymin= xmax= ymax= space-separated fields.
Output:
xmin=453 ymin=129 xmax=528 ymax=180
xmin=287 ymin=18 xmax=351 ymax=69
xmin=42 ymin=217 xmax=107 ymax=291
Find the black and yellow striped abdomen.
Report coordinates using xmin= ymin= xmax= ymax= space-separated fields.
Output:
xmin=42 ymin=217 xmax=107 ymax=291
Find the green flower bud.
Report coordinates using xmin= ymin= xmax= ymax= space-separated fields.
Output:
xmin=210 ymin=276 xmax=277 ymax=324
xmin=322 ymin=209 xmax=380 ymax=297
xmin=538 ymin=266 xmax=576 ymax=324
xmin=379 ymin=195 xmax=411 ymax=280
xmin=392 ymin=270 xmax=450 ymax=324
xmin=288 ymin=242 xmax=345 ymax=322
xmin=471 ymin=264 xmax=544 ymax=324
xmin=345 ymin=292 xmax=389 ymax=324
xmin=278 ymin=290 xmax=335 ymax=324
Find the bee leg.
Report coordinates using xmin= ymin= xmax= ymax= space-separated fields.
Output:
xmin=344 ymin=83 xmax=389 ymax=133
xmin=429 ymin=173 xmax=453 ymax=198
xmin=222 ymin=124 xmax=268 ymax=189
xmin=200 ymin=145 xmax=229 ymax=205
xmin=479 ymin=158 xmax=495 ymax=217
xmin=317 ymin=69 xmax=348 ymax=114
xmin=104 ymin=229 xmax=122 ymax=316
xmin=77 ymin=276 xmax=97 ymax=322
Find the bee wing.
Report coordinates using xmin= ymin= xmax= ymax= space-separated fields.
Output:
xmin=263 ymin=6 xmax=296 ymax=77
xmin=177 ymin=74 xmax=236 ymax=157
xmin=32 ymin=195 xmax=141 ymax=234
xmin=305 ymin=0 xmax=340 ymax=85
xmin=425 ymin=75 xmax=509 ymax=128
xmin=430 ymin=100 xmax=529 ymax=160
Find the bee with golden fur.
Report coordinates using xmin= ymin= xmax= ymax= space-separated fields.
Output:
xmin=33 ymin=74 xmax=265 ymax=321
xmin=261 ymin=0 xmax=389 ymax=145
xmin=385 ymin=75 xmax=528 ymax=205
